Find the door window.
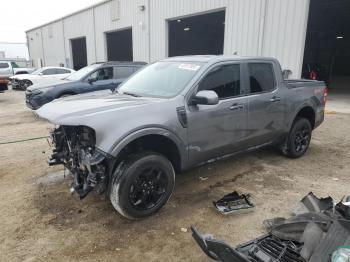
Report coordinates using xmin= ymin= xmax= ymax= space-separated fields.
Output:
xmin=247 ymin=63 xmax=276 ymax=94
xmin=87 ymin=67 xmax=113 ymax=82
xmin=198 ymin=64 xmax=241 ymax=99
xmin=42 ymin=68 xmax=57 ymax=75
xmin=55 ymin=68 xmax=71 ymax=74
xmin=114 ymin=66 xmax=134 ymax=79
xmin=0 ymin=63 xmax=9 ymax=69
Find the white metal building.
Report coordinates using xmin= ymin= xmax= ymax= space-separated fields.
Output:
xmin=26 ymin=0 xmax=346 ymax=80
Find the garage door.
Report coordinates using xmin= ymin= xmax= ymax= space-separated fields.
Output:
xmin=106 ymin=28 xmax=133 ymax=61
xmin=303 ymin=0 xmax=350 ymax=96
xmin=71 ymin=37 xmax=87 ymax=71
xmin=168 ymin=10 xmax=226 ymax=57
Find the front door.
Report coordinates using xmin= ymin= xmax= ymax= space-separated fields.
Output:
xmin=187 ymin=62 xmax=249 ymax=165
xmin=85 ymin=67 xmax=117 ymax=92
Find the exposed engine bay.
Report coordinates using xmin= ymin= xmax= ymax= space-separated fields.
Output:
xmin=49 ymin=125 xmax=108 ymax=198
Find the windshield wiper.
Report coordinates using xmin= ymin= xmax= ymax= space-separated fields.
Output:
xmin=123 ymin=91 xmax=142 ymax=97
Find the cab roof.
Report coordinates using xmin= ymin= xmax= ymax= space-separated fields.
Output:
xmin=162 ymin=55 xmax=278 ymax=64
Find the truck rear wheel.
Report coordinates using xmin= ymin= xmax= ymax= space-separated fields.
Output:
xmin=284 ymin=117 xmax=312 ymax=158
xmin=109 ymin=151 xmax=175 ymax=219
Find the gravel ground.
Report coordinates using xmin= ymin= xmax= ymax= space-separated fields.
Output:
xmin=0 ymin=90 xmax=349 ymax=262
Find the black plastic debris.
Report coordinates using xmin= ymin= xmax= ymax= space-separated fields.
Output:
xmin=335 ymin=196 xmax=350 ymax=220
xmin=213 ymin=191 xmax=254 ymax=215
xmin=263 ymin=212 xmax=332 ymax=242
xmin=293 ymin=192 xmax=333 ymax=215
xmin=192 ymin=192 xmax=350 ymax=262
xmin=309 ymin=220 xmax=350 ymax=262
xmin=191 ymin=227 xmax=305 ymax=262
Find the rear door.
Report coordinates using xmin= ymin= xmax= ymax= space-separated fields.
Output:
xmin=245 ymin=62 xmax=286 ymax=146
xmin=187 ymin=62 xmax=249 ymax=165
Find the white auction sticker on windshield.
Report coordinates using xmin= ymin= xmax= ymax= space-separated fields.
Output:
xmin=178 ymin=64 xmax=200 ymax=71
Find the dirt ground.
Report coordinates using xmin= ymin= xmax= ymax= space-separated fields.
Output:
xmin=0 ymin=90 xmax=349 ymax=262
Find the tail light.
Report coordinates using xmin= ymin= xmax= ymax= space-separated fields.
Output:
xmin=323 ymin=87 xmax=328 ymax=105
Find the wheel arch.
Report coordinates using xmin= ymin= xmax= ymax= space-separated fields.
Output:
xmin=15 ymin=70 xmax=29 ymax=75
xmin=110 ymin=127 xmax=186 ymax=173
xmin=290 ymin=105 xmax=316 ymax=130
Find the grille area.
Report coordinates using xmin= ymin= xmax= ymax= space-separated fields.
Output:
xmin=248 ymin=237 xmax=305 ymax=262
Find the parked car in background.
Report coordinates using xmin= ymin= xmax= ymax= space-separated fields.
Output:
xmin=0 ymin=61 xmax=35 ymax=77
xmin=26 ymin=61 xmax=146 ymax=110
xmin=0 ymin=61 xmax=35 ymax=91
xmin=37 ymin=55 xmax=327 ymax=219
xmin=10 ymin=67 xmax=75 ymax=90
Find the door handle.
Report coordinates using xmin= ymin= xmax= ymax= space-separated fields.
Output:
xmin=270 ymin=96 xmax=281 ymax=102
xmin=229 ymin=103 xmax=244 ymax=111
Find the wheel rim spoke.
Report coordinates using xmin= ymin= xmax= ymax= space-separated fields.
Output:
xmin=294 ymin=126 xmax=310 ymax=152
xmin=129 ymin=167 xmax=168 ymax=210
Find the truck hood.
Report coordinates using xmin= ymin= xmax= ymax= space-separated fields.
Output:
xmin=36 ymin=92 xmax=163 ymax=125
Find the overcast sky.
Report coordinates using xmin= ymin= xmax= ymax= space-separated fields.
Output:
xmin=0 ymin=0 xmax=102 ymax=43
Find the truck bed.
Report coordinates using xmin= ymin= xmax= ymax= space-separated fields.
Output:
xmin=286 ymin=79 xmax=325 ymax=89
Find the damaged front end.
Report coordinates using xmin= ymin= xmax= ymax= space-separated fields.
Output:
xmin=49 ymin=125 xmax=109 ymax=198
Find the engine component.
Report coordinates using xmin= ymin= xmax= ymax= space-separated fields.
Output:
xmin=49 ymin=125 xmax=108 ymax=199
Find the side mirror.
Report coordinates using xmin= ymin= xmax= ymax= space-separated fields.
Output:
xmin=191 ymin=90 xmax=219 ymax=105
xmin=38 ymin=72 xmax=43 ymax=76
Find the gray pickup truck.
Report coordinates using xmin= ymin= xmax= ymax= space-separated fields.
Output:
xmin=37 ymin=55 xmax=327 ymax=219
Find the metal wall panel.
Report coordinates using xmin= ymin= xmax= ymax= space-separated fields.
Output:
xmin=63 ymin=9 xmax=95 ymax=67
xmin=148 ymin=0 xmax=266 ymax=60
xmin=149 ymin=0 xmax=309 ymax=77
xmin=93 ymin=0 xmax=149 ymax=62
xmin=27 ymin=29 xmax=44 ymax=68
xmin=26 ymin=0 xmax=310 ymax=77
xmin=149 ymin=0 xmax=228 ymax=62
xmin=40 ymin=21 xmax=66 ymax=67
xmin=262 ymin=0 xmax=310 ymax=77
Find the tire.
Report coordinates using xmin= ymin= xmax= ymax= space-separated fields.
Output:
xmin=284 ymin=117 xmax=312 ymax=158
xmin=22 ymin=80 xmax=33 ymax=90
xmin=109 ymin=151 xmax=175 ymax=219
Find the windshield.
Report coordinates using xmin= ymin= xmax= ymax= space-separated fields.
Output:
xmin=65 ymin=64 xmax=100 ymax=81
xmin=118 ymin=61 xmax=203 ymax=98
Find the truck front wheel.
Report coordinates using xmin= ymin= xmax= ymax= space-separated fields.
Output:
xmin=284 ymin=117 xmax=312 ymax=158
xmin=109 ymin=151 xmax=175 ymax=219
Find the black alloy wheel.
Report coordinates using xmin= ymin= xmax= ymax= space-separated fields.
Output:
xmin=294 ymin=125 xmax=310 ymax=153
xmin=129 ymin=167 xmax=168 ymax=210
xmin=110 ymin=151 xmax=175 ymax=219
xmin=285 ymin=117 xmax=312 ymax=158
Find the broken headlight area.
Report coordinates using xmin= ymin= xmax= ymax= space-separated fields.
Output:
xmin=49 ymin=125 xmax=108 ymax=199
